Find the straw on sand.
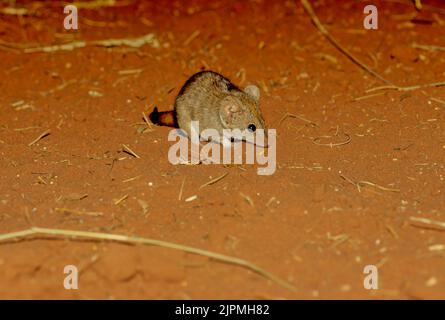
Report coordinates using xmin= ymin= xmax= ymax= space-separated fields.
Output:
xmin=0 ymin=226 xmax=296 ymax=292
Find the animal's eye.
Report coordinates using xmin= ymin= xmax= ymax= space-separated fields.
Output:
xmin=247 ymin=124 xmax=256 ymax=132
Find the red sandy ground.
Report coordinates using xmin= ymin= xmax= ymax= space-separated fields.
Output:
xmin=0 ymin=0 xmax=445 ymax=299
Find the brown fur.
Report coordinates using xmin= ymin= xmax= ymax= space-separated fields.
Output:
xmin=149 ymin=71 xmax=265 ymax=140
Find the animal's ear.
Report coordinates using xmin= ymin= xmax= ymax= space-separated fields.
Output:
xmin=220 ymin=98 xmax=241 ymax=125
xmin=244 ymin=85 xmax=260 ymax=101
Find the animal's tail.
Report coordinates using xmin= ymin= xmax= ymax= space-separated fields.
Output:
xmin=149 ymin=106 xmax=178 ymax=128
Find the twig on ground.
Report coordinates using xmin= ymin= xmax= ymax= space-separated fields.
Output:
xmin=279 ymin=112 xmax=318 ymax=127
xmin=114 ymin=194 xmax=128 ymax=205
xmin=0 ymin=7 xmax=28 ymax=15
xmin=366 ymin=82 xmax=445 ymax=93
xmin=122 ymin=144 xmax=141 ymax=158
xmin=352 ymin=92 xmax=386 ymax=101
xmin=300 ymin=0 xmax=393 ymax=85
xmin=430 ymin=97 xmax=445 ymax=106
xmin=178 ymin=177 xmax=186 ymax=201
xmin=28 ymin=129 xmax=50 ymax=146
xmin=412 ymin=43 xmax=445 ymax=52
xmin=409 ymin=217 xmax=445 ymax=231
xmin=0 ymin=226 xmax=296 ymax=291
xmin=183 ymin=30 xmax=200 ymax=46
xmin=0 ymin=34 xmax=160 ymax=53
xmin=313 ymin=134 xmax=351 ymax=148
xmin=340 ymin=175 xmax=400 ymax=193
xmin=55 ymin=208 xmax=103 ymax=217
xmin=200 ymin=173 xmax=228 ymax=189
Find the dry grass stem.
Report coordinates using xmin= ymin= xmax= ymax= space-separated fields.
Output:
xmin=301 ymin=0 xmax=392 ymax=85
xmin=409 ymin=217 xmax=445 ymax=231
xmin=122 ymin=144 xmax=141 ymax=158
xmin=0 ymin=226 xmax=296 ymax=291
xmin=279 ymin=112 xmax=318 ymax=127
xmin=412 ymin=43 xmax=445 ymax=52
xmin=340 ymin=175 xmax=400 ymax=193
xmin=114 ymin=194 xmax=128 ymax=205
xmin=313 ymin=134 xmax=351 ymax=148
xmin=28 ymin=129 xmax=50 ymax=146
xmin=55 ymin=208 xmax=103 ymax=217
xmin=200 ymin=173 xmax=228 ymax=189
